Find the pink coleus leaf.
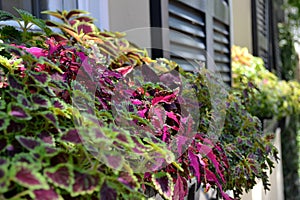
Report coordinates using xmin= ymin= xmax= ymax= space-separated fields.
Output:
xmin=24 ymin=47 xmax=48 ymax=58
xmin=162 ymin=125 xmax=169 ymax=142
xmin=152 ymin=93 xmax=177 ymax=106
xmin=131 ymin=99 xmax=143 ymax=105
xmin=137 ymin=108 xmax=148 ymax=118
xmin=115 ymin=66 xmax=133 ymax=76
xmin=205 ymin=169 xmax=232 ymax=200
xmin=188 ymin=148 xmax=201 ymax=183
xmin=197 ymin=143 xmax=225 ymax=183
xmin=149 ymin=105 xmax=166 ymax=130
xmin=173 ymin=175 xmax=187 ymax=200
xmin=166 ymin=111 xmax=179 ymax=124
xmin=174 ymin=135 xmax=190 ymax=155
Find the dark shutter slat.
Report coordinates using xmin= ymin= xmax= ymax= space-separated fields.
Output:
xmin=170 ymin=57 xmax=201 ymax=72
xmin=169 ymin=16 xmax=205 ymax=38
xmin=253 ymin=0 xmax=272 ymax=70
xmin=170 ymin=31 xmax=205 ymax=49
xmin=213 ymin=16 xmax=231 ymax=85
xmin=169 ymin=3 xmax=205 ymax=26
xmin=168 ymin=0 xmax=206 ymax=72
xmin=170 ymin=43 xmax=206 ymax=61
xmin=167 ymin=0 xmax=231 ymax=86
xmin=213 ymin=32 xmax=229 ymax=45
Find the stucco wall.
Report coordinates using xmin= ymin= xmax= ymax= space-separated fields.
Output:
xmin=232 ymin=0 xmax=253 ymax=53
xmin=108 ymin=0 xmax=151 ymax=50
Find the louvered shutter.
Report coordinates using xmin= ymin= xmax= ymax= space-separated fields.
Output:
xmin=212 ymin=0 xmax=231 ymax=84
xmin=165 ymin=0 xmax=232 ymax=85
xmin=168 ymin=0 xmax=206 ymax=72
xmin=252 ymin=0 xmax=270 ymax=69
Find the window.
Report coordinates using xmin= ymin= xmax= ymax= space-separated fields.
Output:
xmin=0 ymin=0 xmax=109 ymax=30
xmin=0 ymin=0 xmax=48 ymax=19
xmin=150 ymin=0 xmax=232 ymax=86
xmin=251 ymin=0 xmax=283 ymax=73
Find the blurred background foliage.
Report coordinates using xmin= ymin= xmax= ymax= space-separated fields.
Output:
xmin=278 ymin=0 xmax=300 ymax=199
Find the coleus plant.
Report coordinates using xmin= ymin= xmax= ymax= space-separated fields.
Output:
xmin=0 ymin=9 xmax=278 ymax=200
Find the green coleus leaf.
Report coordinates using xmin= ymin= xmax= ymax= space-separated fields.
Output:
xmin=0 ymin=111 xmax=9 ymax=131
xmin=75 ymin=22 xmax=95 ymax=34
xmin=12 ymin=163 xmax=49 ymax=190
xmin=16 ymin=135 xmax=41 ymax=151
xmin=66 ymin=9 xmax=89 ymax=20
xmin=31 ymin=94 xmax=50 ymax=108
xmin=12 ymin=153 xmax=39 ymax=167
xmin=71 ymin=170 xmax=101 ymax=197
xmin=16 ymin=96 xmax=33 ymax=110
xmin=101 ymin=151 xmax=124 ymax=171
xmin=44 ymin=164 xmax=74 ymax=192
xmin=28 ymin=71 xmax=50 ymax=86
xmin=99 ymin=181 xmax=117 ymax=200
xmin=0 ymin=168 xmax=8 ymax=193
xmin=61 ymin=129 xmax=82 ymax=144
xmin=7 ymin=75 xmax=24 ymax=90
xmin=0 ymin=98 xmax=6 ymax=110
xmin=151 ymin=172 xmax=174 ymax=200
xmin=0 ymin=158 xmax=10 ymax=193
xmin=15 ymin=135 xmax=57 ymax=156
xmin=42 ymin=10 xmax=64 ymax=20
xmin=8 ymin=103 xmax=31 ymax=120
xmin=0 ymin=157 xmax=9 ymax=168
xmin=113 ymin=129 xmax=135 ymax=149
xmin=0 ymin=138 xmax=7 ymax=152
xmin=41 ymin=111 xmax=58 ymax=126
xmin=52 ymin=99 xmax=67 ymax=110
xmin=117 ymin=171 xmax=139 ymax=191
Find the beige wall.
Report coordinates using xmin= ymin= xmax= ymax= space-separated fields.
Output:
xmin=232 ymin=0 xmax=253 ymax=53
xmin=108 ymin=0 xmax=151 ymax=50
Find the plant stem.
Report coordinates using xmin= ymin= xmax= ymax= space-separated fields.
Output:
xmin=8 ymin=190 xmax=31 ymax=200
